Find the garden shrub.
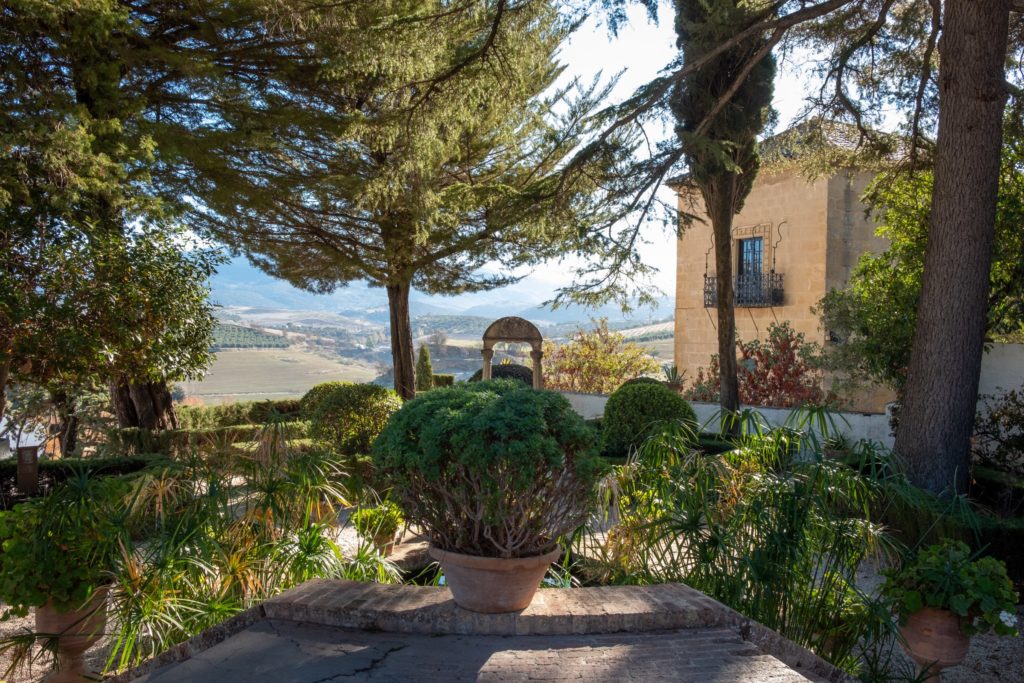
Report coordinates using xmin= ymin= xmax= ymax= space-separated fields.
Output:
xmin=373 ymin=380 xmax=601 ymax=558
xmin=432 ymin=373 xmax=455 ymax=387
xmin=684 ymin=321 xmax=834 ymax=408
xmin=467 ymin=363 xmax=533 ymax=386
xmin=601 ymin=382 xmax=697 ymax=457
xmin=310 ymin=383 xmax=401 ymax=457
xmin=300 ymin=381 xmax=352 ymax=418
xmin=974 ymin=386 xmax=1024 ymax=478
xmin=541 ymin=318 xmax=660 ymax=394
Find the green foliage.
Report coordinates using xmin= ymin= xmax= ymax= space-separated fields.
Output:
xmin=351 ymin=501 xmax=404 ymax=545
xmin=576 ymin=413 xmax=900 ymax=675
xmin=468 ymin=363 xmax=534 ymax=386
xmin=817 ymin=125 xmax=1024 ymax=393
xmin=415 ymin=346 xmax=433 ymax=392
xmin=542 ymin=319 xmax=660 ymax=394
xmin=309 ymin=384 xmax=402 ymax=457
xmin=881 ymin=540 xmax=1019 ymax=637
xmin=0 ymin=474 xmax=130 ymax=615
xmin=211 ymin=324 xmax=289 ymax=350
xmin=300 ymin=382 xmax=352 ymax=419
xmin=432 ymin=374 xmax=455 ymax=388
xmin=601 ymin=382 xmax=697 ymax=457
xmin=373 ymin=380 xmax=601 ymax=558
xmin=176 ymin=400 xmax=302 ymax=430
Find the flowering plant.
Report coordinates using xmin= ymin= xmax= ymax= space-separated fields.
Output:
xmin=881 ymin=539 xmax=1019 ymax=636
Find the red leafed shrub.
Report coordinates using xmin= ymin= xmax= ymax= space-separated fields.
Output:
xmin=684 ymin=322 xmax=835 ymax=408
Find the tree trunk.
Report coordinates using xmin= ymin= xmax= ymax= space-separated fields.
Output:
xmin=50 ymin=390 xmax=79 ymax=458
xmin=703 ymin=176 xmax=741 ymax=429
xmin=0 ymin=355 xmax=9 ymax=424
xmin=386 ymin=282 xmax=416 ymax=401
xmin=110 ymin=377 xmax=178 ymax=430
xmin=894 ymin=0 xmax=1009 ymax=494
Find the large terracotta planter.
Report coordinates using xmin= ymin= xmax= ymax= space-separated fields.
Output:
xmin=35 ymin=586 xmax=109 ymax=683
xmin=900 ymin=607 xmax=970 ymax=680
xmin=429 ymin=545 xmax=561 ymax=613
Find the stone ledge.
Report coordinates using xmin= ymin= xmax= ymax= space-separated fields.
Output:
xmin=260 ymin=579 xmax=727 ymax=637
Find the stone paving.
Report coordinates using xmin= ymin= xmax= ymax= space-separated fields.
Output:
xmin=113 ymin=580 xmax=849 ymax=683
xmin=130 ymin=620 xmax=817 ymax=682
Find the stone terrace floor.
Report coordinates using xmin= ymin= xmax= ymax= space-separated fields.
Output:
xmin=114 ymin=580 xmax=849 ymax=683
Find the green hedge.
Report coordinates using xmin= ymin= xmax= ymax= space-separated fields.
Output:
xmin=0 ymin=455 xmax=170 ymax=509
xmin=176 ymin=399 xmax=302 ymax=430
xmin=432 ymin=374 xmax=455 ymax=388
xmin=109 ymin=422 xmax=309 ymax=455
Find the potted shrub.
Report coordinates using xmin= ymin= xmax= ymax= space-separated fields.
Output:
xmin=373 ymin=380 xmax=601 ymax=612
xmin=0 ymin=475 xmax=128 ymax=682
xmin=351 ymin=501 xmax=404 ymax=556
xmin=881 ymin=539 xmax=1018 ymax=678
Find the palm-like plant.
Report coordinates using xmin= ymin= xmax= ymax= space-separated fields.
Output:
xmin=576 ymin=410 xmax=903 ymax=674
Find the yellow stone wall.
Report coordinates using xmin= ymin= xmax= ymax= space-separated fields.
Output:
xmin=673 ymin=169 xmax=894 ymax=412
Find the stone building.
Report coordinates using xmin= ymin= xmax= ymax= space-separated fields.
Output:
xmin=672 ymin=142 xmax=893 ymax=412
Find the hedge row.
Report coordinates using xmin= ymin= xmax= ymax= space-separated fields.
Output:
xmin=0 ymin=454 xmax=170 ymax=509
xmin=110 ymin=421 xmax=309 ymax=455
xmin=176 ymin=399 xmax=302 ymax=430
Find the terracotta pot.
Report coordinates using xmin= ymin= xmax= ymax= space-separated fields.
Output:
xmin=429 ymin=545 xmax=561 ymax=613
xmin=900 ymin=607 xmax=970 ymax=680
xmin=35 ymin=586 xmax=109 ymax=683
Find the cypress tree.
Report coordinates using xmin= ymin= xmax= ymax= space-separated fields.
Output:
xmin=669 ymin=0 xmax=776 ymax=423
xmin=416 ymin=345 xmax=434 ymax=393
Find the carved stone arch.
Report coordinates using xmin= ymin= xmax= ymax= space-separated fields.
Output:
xmin=480 ymin=316 xmax=544 ymax=389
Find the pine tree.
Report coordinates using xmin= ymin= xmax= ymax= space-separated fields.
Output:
xmin=416 ymin=345 xmax=434 ymax=393
xmin=176 ymin=1 xmax=622 ymax=400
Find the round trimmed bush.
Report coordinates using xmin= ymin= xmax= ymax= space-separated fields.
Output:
xmin=601 ymin=382 xmax=697 ymax=457
xmin=300 ymin=381 xmax=352 ymax=418
xmin=372 ymin=379 xmax=600 ymax=558
xmin=467 ymin=363 xmax=533 ymax=386
xmin=309 ymin=384 xmax=402 ymax=457
xmin=619 ymin=376 xmax=663 ymax=388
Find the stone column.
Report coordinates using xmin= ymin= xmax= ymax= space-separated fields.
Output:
xmin=481 ymin=348 xmax=494 ymax=380
xmin=530 ymin=349 xmax=544 ymax=389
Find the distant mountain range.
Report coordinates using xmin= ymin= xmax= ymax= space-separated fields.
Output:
xmin=210 ymin=258 xmax=672 ymax=326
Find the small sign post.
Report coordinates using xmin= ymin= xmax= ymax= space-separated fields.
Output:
xmin=16 ymin=446 xmax=39 ymax=496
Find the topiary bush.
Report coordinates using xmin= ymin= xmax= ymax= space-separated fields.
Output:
xmin=310 ymin=383 xmax=402 ymax=457
xmin=300 ymin=381 xmax=353 ymax=418
xmin=601 ymin=382 xmax=698 ymax=457
xmin=467 ymin=363 xmax=533 ymax=386
xmin=619 ymin=376 xmax=662 ymax=388
xmin=373 ymin=380 xmax=601 ymax=558
xmin=432 ymin=373 xmax=455 ymax=388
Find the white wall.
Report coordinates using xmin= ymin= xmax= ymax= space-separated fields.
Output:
xmin=979 ymin=343 xmax=1024 ymax=398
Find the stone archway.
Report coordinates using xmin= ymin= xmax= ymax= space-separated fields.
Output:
xmin=481 ymin=316 xmax=544 ymax=389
